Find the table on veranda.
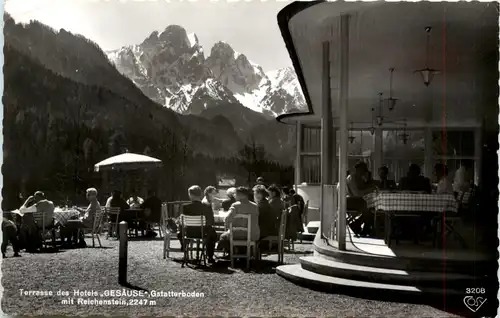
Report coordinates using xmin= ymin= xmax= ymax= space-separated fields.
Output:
xmin=363 ymin=192 xmax=458 ymax=243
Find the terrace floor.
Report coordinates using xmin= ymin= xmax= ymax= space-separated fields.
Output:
xmin=1 ymin=235 xmax=460 ymax=317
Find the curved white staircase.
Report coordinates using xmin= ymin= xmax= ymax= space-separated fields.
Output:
xmin=277 ymin=231 xmax=495 ymax=303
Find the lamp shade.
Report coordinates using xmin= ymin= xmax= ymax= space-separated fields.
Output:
xmin=387 ymin=98 xmax=398 ymax=111
xmin=414 ymin=68 xmax=440 ymax=86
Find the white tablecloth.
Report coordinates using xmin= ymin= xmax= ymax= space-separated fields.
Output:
xmin=53 ymin=208 xmax=81 ymax=225
xmin=9 ymin=207 xmax=81 ymax=226
xmin=364 ymin=192 xmax=458 ymax=213
xmin=214 ymin=210 xmax=230 ymax=224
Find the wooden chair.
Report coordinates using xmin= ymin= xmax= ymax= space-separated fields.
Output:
xmin=162 ymin=203 xmax=178 ymax=259
xmin=180 ymin=215 xmax=207 ymax=267
xmin=78 ymin=207 xmax=106 ymax=247
xmin=163 ymin=201 xmax=190 ymax=259
xmin=229 ymin=214 xmax=258 ymax=270
xmin=105 ymin=207 xmax=121 ymax=239
xmin=260 ymin=209 xmax=288 ymax=264
xmin=32 ymin=211 xmax=57 ymax=249
xmin=433 ymin=187 xmax=475 ymax=248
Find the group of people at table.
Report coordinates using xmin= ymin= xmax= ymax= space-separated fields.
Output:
xmin=1 ymin=188 xmax=164 ymax=257
xmin=174 ymin=179 xmax=306 ymax=264
xmin=344 ymin=160 xmax=474 ymax=237
xmin=1 ymin=177 xmax=306 ymax=262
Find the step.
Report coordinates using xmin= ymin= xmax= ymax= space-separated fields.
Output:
xmin=313 ymin=238 xmax=494 ymax=275
xmin=276 ymin=264 xmax=463 ymax=299
xmin=306 ymin=221 xmax=320 ymax=234
xmin=300 ymin=256 xmax=485 ymax=288
xmin=298 ymin=233 xmax=315 ymax=242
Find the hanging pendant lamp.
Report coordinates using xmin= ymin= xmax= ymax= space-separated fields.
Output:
xmin=414 ymin=27 xmax=440 ymax=87
xmin=386 ymin=68 xmax=398 ymax=111
xmin=376 ymin=93 xmax=384 ymax=126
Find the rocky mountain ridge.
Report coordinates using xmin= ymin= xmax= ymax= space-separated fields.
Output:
xmin=107 ymin=25 xmax=306 ymax=118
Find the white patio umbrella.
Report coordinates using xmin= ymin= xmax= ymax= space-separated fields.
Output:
xmin=94 ymin=153 xmax=163 ymax=172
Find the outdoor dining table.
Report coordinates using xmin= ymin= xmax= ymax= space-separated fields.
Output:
xmin=214 ymin=210 xmax=230 ymax=225
xmin=363 ymin=191 xmax=458 ymax=244
xmin=7 ymin=207 xmax=81 ymax=227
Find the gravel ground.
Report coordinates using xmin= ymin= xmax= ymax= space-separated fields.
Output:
xmin=1 ymin=235 xmax=461 ymax=317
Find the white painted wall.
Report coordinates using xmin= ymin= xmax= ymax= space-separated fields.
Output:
xmin=296 ymin=184 xmax=321 ymax=222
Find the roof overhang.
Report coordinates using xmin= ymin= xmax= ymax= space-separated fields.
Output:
xmin=276 ymin=2 xmax=498 ymax=129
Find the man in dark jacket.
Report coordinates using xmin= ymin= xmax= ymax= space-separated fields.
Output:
xmin=253 ymin=185 xmax=279 ymax=238
xmin=141 ymin=190 xmax=162 ymax=237
xmin=289 ymin=189 xmax=305 ymax=219
xmin=177 ymin=185 xmax=217 ymax=263
xmin=398 ymin=164 xmax=432 ymax=193
xmin=374 ymin=166 xmax=397 ymax=190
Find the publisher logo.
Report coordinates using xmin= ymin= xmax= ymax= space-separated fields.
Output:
xmin=463 ymin=296 xmax=487 ymax=312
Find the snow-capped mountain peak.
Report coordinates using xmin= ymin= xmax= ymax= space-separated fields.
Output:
xmin=107 ymin=25 xmax=306 ymax=118
xmin=206 ymin=41 xmax=265 ymax=95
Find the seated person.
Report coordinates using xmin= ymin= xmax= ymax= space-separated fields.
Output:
xmin=105 ymin=192 xmax=114 ymax=208
xmin=453 ymin=160 xmax=473 ymax=196
xmin=373 ymin=166 xmax=397 ymax=190
xmin=218 ymin=187 xmax=260 ymax=253
xmin=141 ymin=190 xmax=162 ymax=237
xmin=81 ymin=188 xmax=101 ymax=228
xmin=435 ymin=163 xmax=453 ymax=194
xmin=344 ymin=161 xmax=376 ymax=236
xmin=254 ymin=185 xmax=279 ymax=239
xmin=108 ymin=190 xmax=129 ymax=230
xmin=221 ymin=187 xmax=237 ymax=211
xmin=70 ymin=188 xmax=102 ymax=246
xmin=177 ymin=185 xmax=217 ymax=263
xmin=127 ymin=193 xmax=144 ymax=209
xmin=2 ymin=215 xmax=21 ymax=258
xmin=18 ymin=191 xmax=55 ymax=252
xmin=398 ymin=164 xmax=432 ymax=194
xmin=202 ymin=186 xmax=224 ymax=211
xmin=108 ymin=190 xmax=129 ymax=211
xmin=21 ymin=191 xmax=55 ymax=229
xmin=267 ymin=185 xmax=284 ymax=215
xmin=255 ymin=177 xmax=267 ymax=188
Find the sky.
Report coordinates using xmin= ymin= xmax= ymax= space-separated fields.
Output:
xmin=5 ymin=0 xmax=293 ymax=71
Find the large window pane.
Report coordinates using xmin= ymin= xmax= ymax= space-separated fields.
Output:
xmin=301 ymin=155 xmax=321 ymax=184
xmin=383 ymin=130 xmax=425 ymax=158
xmin=345 ymin=156 xmax=373 ymax=173
xmin=383 ymin=158 xmax=425 ymax=182
xmin=432 ymin=131 xmax=475 ymax=157
xmin=300 ymin=154 xmax=374 ymax=184
xmin=302 ymin=126 xmax=321 ymax=153
xmin=336 ymin=130 xmax=374 ymax=156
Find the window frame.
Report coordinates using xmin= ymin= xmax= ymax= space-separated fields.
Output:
xmin=298 ymin=126 xmax=478 ymax=185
